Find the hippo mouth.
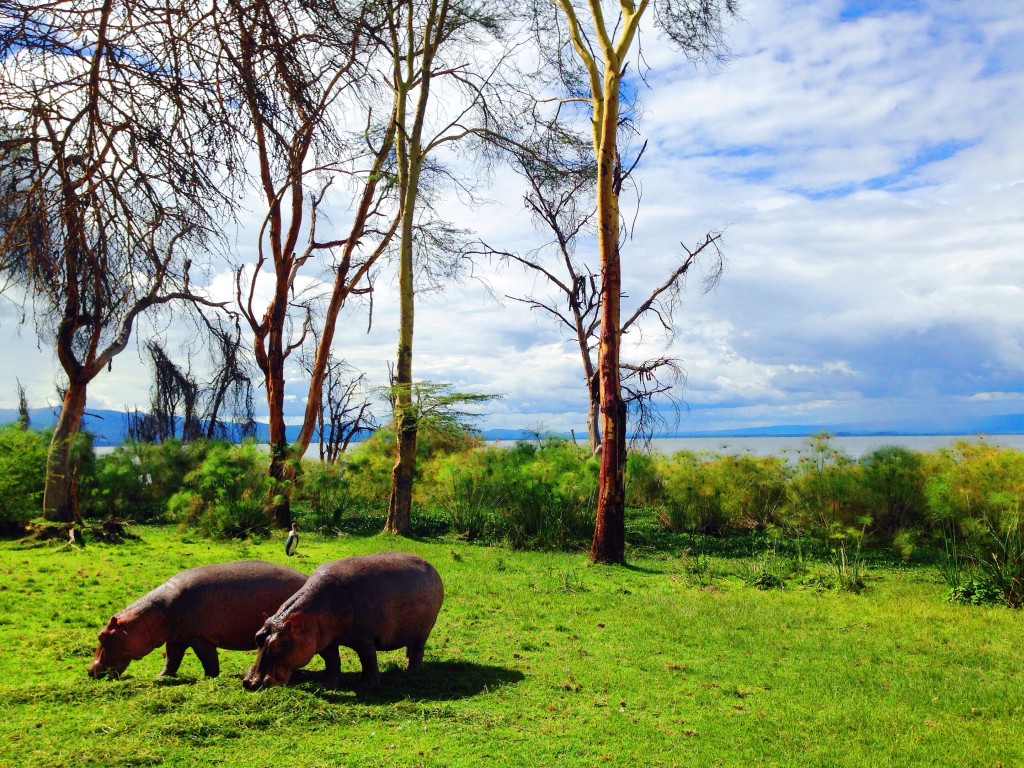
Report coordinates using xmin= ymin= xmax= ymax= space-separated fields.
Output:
xmin=89 ymin=661 xmax=127 ymax=680
xmin=242 ymin=665 xmax=292 ymax=691
xmin=242 ymin=672 xmax=285 ymax=691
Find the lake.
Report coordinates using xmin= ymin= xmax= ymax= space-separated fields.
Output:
xmin=491 ymin=434 xmax=1024 ymax=460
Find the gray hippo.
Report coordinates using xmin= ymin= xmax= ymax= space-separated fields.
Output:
xmin=242 ymin=551 xmax=444 ymax=691
xmin=89 ymin=560 xmax=307 ymax=679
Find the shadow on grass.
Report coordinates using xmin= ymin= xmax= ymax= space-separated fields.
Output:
xmin=292 ymin=659 xmax=524 ymax=705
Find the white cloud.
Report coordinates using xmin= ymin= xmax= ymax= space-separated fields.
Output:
xmin=4 ymin=0 xmax=1024 ymax=435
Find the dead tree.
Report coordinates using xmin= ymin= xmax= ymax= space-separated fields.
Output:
xmin=493 ymin=140 xmax=723 ymax=454
xmin=209 ymin=0 xmax=401 ymax=528
xmin=299 ymin=338 xmax=377 ymax=463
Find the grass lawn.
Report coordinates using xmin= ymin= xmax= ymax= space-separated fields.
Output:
xmin=0 ymin=525 xmax=1021 ymax=767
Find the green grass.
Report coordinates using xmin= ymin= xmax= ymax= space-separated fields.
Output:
xmin=1 ymin=526 xmax=1021 ymax=767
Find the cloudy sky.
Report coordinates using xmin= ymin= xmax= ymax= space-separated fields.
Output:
xmin=3 ymin=0 xmax=1023 ymax=435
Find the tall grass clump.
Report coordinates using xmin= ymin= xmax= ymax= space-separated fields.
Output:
xmin=784 ymin=434 xmax=873 ymax=540
xmin=859 ymin=445 xmax=928 ymax=537
xmin=0 ymin=424 xmax=49 ymax=533
xmin=167 ymin=440 xmax=272 ymax=539
xmin=717 ymin=454 xmax=789 ymax=530
xmin=658 ymin=451 xmax=729 ymax=534
xmin=926 ymin=441 xmax=1024 ymax=607
xmin=292 ymin=459 xmax=362 ymax=531
xmin=655 ymin=452 xmax=790 ymax=536
xmin=422 ymin=438 xmax=597 ymax=549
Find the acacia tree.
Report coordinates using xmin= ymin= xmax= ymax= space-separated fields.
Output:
xmin=536 ymin=0 xmax=737 ymax=562
xmin=376 ymin=0 xmax=525 ymax=535
xmin=497 ymin=143 xmax=723 ymax=454
xmin=206 ymin=0 xmax=402 ymax=527
xmin=0 ymin=0 xmax=229 ymax=521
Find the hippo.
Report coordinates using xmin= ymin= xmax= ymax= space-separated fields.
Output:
xmin=242 ymin=551 xmax=444 ymax=691
xmin=89 ymin=560 xmax=307 ymax=680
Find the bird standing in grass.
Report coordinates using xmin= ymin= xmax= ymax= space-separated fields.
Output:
xmin=285 ymin=524 xmax=299 ymax=557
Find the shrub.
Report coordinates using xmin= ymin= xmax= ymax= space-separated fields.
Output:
xmin=658 ymin=451 xmax=729 ymax=534
xmin=859 ymin=446 xmax=928 ymax=537
xmin=926 ymin=442 xmax=1024 ymax=608
xmin=783 ymin=434 xmax=872 ymax=539
xmin=717 ymin=454 xmax=789 ymax=530
xmin=293 ymin=459 xmax=378 ymax=533
xmin=167 ymin=441 xmax=271 ymax=539
xmin=0 ymin=424 xmax=49 ymax=533
xmin=421 ymin=438 xmax=597 ymax=549
xmin=625 ymin=451 xmax=663 ymax=509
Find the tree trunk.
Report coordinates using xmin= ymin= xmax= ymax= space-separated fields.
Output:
xmin=267 ymin=440 xmax=293 ymax=530
xmin=264 ymin=323 xmax=293 ymax=530
xmin=385 ymin=415 xmax=417 ymax=535
xmin=587 ymin=371 xmax=601 ymax=455
xmin=43 ymin=381 xmax=88 ymax=523
xmin=384 ymin=182 xmax=417 ymax=536
xmin=590 ymin=63 xmax=627 ymax=565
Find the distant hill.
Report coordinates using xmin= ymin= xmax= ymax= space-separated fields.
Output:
xmin=4 ymin=407 xmax=1024 ymax=445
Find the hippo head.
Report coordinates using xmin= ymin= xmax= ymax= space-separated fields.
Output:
xmin=88 ymin=615 xmax=143 ymax=679
xmin=242 ymin=614 xmax=318 ymax=691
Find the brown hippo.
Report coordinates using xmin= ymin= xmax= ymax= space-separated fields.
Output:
xmin=89 ymin=560 xmax=307 ymax=680
xmin=242 ymin=551 xmax=443 ymax=691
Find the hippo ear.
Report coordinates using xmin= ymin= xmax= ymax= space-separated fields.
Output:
xmin=284 ymin=613 xmax=307 ymax=634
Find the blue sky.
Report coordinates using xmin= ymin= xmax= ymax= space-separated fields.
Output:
xmin=2 ymin=0 xmax=1023 ymax=435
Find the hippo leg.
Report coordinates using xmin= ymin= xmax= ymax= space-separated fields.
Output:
xmin=352 ymin=640 xmax=380 ymax=688
xmin=191 ymin=639 xmax=220 ymax=677
xmin=406 ymin=642 xmax=425 ymax=674
xmin=319 ymin=644 xmax=342 ymax=688
xmin=160 ymin=642 xmax=188 ymax=677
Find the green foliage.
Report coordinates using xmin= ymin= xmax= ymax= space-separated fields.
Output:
xmin=859 ymin=446 xmax=928 ymax=536
xmin=740 ymin=536 xmax=806 ymax=590
xmin=784 ymin=434 xmax=873 ymax=538
xmin=717 ymin=454 xmax=789 ymax=530
xmin=423 ymin=438 xmax=598 ymax=549
xmin=339 ymin=429 xmax=396 ymax=505
xmin=86 ymin=439 xmax=213 ymax=521
xmin=658 ymin=451 xmax=729 ymax=534
xmin=624 ymin=450 xmax=662 ymax=508
xmin=167 ymin=441 xmax=271 ymax=539
xmin=292 ymin=460 xmax=357 ymax=531
xmin=926 ymin=442 xmax=1024 ymax=608
xmin=383 ymin=380 xmax=499 ymax=445
xmin=0 ymin=424 xmax=48 ymax=532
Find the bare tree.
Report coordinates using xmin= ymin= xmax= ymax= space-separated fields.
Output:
xmin=490 ymin=136 xmax=722 ymax=453
xmin=0 ymin=0 xmax=230 ymax=521
xmin=299 ymin=337 xmax=377 ymax=463
xmin=16 ymin=378 xmax=29 ymax=430
xmin=208 ymin=0 xmax=401 ymax=528
xmin=198 ymin=315 xmax=256 ymax=442
xmin=533 ymin=0 xmax=737 ymax=563
xmin=126 ymin=318 xmax=255 ymax=444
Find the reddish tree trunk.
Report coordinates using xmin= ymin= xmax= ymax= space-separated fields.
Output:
xmin=43 ymin=381 xmax=88 ymax=523
xmin=589 ymin=64 xmax=627 ymax=565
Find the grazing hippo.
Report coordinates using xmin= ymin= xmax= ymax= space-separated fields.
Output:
xmin=242 ymin=551 xmax=444 ymax=691
xmin=88 ymin=560 xmax=307 ymax=680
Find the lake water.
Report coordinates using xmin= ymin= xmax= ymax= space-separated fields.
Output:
xmin=96 ymin=433 xmax=1024 ymax=461
xmin=490 ymin=434 xmax=1024 ymax=460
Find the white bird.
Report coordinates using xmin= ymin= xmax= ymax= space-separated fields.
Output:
xmin=285 ymin=524 xmax=299 ymax=557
